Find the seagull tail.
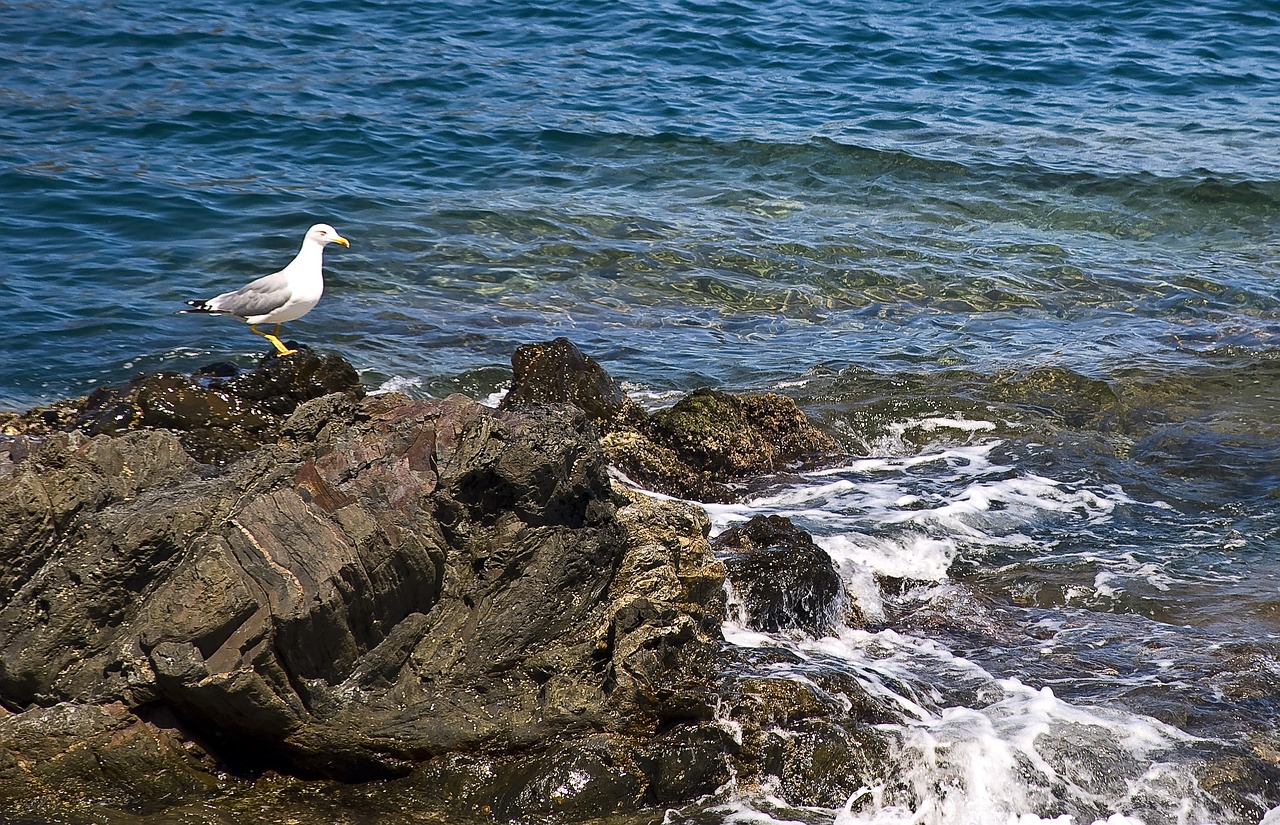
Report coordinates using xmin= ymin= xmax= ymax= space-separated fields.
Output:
xmin=179 ymin=299 xmax=218 ymax=314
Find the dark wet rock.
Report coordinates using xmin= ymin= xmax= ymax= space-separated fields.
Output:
xmin=753 ymin=717 xmax=886 ymax=809
xmin=0 ymin=347 xmax=363 ymax=465
xmin=499 ymin=338 xmax=841 ymax=503
xmin=415 ymin=736 xmax=652 ymax=822
xmin=720 ymin=647 xmax=899 ymax=810
xmin=501 ymin=336 xmax=640 ymax=428
xmin=714 ymin=515 xmax=847 ymax=635
xmin=1189 ymin=748 xmax=1280 ymax=825
xmin=611 ymin=389 xmax=839 ymax=502
xmin=636 ymin=722 xmax=739 ymax=803
xmin=0 ymin=701 xmax=222 ymax=823
xmin=649 ymin=389 xmax=838 ymax=478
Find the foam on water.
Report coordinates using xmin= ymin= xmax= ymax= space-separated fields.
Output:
xmin=370 ymin=374 xmax=422 ymax=396
xmin=720 ymin=622 xmax=1222 ymax=825
xmin=707 ymin=431 xmax=1130 ymax=585
xmin=705 ymin=421 xmax=1234 ymax=824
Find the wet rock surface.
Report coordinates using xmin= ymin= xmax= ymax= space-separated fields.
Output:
xmin=0 ymin=347 xmax=363 ymax=465
xmin=502 ymin=337 xmax=840 ymax=503
xmin=0 ymin=343 xmax=889 ymax=823
xmin=715 ymin=515 xmax=847 ymax=636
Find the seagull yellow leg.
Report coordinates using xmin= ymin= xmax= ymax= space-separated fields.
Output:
xmin=250 ymin=324 xmax=297 ymax=356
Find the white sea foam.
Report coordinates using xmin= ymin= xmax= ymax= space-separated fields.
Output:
xmin=620 ymin=381 xmax=685 ymax=410
xmin=707 ymin=439 xmax=1129 ymax=591
xmin=370 ymin=374 xmax=422 ymax=395
xmin=819 ymin=532 xmax=959 ymax=583
xmin=721 ymin=623 xmax=1215 ymax=825
xmin=701 ymin=422 xmax=1229 ymax=825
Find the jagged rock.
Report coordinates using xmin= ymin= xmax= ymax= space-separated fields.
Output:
xmin=0 ymin=347 xmax=363 ymax=465
xmin=714 ymin=515 xmax=844 ymax=635
xmin=605 ymin=389 xmax=839 ymax=502
xmin=498 ymin=338 xmax=840 ymax=502
xmin=501 ymin=337 xmax=641 ymax=428
xmin=0 ymin=346 xmax=891 ymax=823
xmin=0 ymin=353 xmax=744 ymax=805
xmin=647 ymin=389 xmax=837 ymax=478
xmin=0 ymin=702 xmax=219 ymax=820
xmin=0 ymin=392 xmax=646 ymax=778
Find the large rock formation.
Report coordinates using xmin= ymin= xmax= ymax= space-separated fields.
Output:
xmin=0 ymin=344 xmax=890 ymax=823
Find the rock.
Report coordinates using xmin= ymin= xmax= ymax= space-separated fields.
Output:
xmin=714 ymin=515 xmax=845 ymax=636
xmin=500 ymin=337 xmax=637 ymax=427
xmin=0 ymin=347 xmax=363 ymax=465
xmin=0 ymin=362 xmax=735 ymax=789
xmin=602 ymin=428 xmax=738 ymax=503
xmin=648 ymin=389 xmax=837 ymax=478
xmin=414 ymin=736 xmax=651 ymax=821
xmin=0 ymin=346 xmax=890 ymax=822
xmin=497 ymin=338 xmax=841 ymax=503
xmin=637 ymin=722 xmax=739 ymax=803
xmin=720 ymin=647 xmax=899 ymax=809
xmin=605 ymin=389 xmax=839 ymax=502
xmin=0 ymin=702 xmax=220 ymax=821
xmin=603 ymin=488 xmax=728 ymax=727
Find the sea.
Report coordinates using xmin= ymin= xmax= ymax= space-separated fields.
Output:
xmin=2 ymin=0 xmax=1279 ymax=823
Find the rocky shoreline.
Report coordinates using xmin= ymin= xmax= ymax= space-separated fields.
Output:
xmin=0 ymin=339 xmax=895 ymax=824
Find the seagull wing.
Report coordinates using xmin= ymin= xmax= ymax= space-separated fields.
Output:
xmin=206 ymin=270 xmax=293 ymax=320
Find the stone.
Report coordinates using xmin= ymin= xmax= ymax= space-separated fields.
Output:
xmin=715 ymin=515 xmax=844 ymax=635
xmin=0 ymin=366 xmax=734 ymax=787
xmin=648 ymin=389 xmax=838 ymax=478
xmin=497 ymin=339 xmax=841 ymax=503
xmin=0 ymin=347 xmax=364 ymax=465
xmin=500 ymin=337 xmax=633 ymax=426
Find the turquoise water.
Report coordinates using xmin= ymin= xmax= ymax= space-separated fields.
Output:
xmin=4 ymin=0 xmax=1280 ymax=822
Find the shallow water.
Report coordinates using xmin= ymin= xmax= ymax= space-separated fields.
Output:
xmin=4 ymin=0 xmax=1280 ymax=821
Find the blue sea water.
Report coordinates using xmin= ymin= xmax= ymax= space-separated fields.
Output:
xmin=3 ymin=0 xmax=1280 ymax=822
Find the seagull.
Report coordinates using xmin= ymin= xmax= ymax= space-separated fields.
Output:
xmin=181 ymin=223 xmax=350 ymax=356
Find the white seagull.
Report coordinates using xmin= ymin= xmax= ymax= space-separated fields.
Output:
xmin=182 ymin=223 xmax=350 ymax=356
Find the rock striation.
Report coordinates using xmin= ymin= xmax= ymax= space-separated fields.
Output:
xmin=0 ymin=342 xmax=888 ymax=823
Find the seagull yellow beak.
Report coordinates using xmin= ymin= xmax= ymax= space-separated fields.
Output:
xmin=334 ymin=235 xmax=350 ymax=247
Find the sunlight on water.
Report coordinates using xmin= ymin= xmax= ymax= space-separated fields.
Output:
xmin=4 ymin=0 xmax=1280 ymax=820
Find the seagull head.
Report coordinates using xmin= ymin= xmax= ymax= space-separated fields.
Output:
xmin=307 ymin=223 xmax=351 ymax=248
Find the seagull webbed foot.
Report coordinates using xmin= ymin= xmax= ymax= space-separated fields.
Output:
xmin=250 ymin=324 xmax=298 ymax=356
